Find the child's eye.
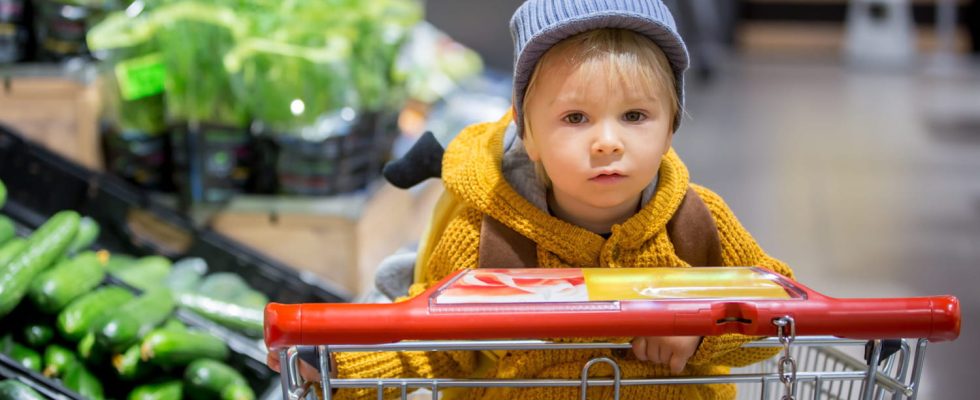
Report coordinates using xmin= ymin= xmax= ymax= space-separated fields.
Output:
xmin=562 ymin=113 xmax=586 ymax=124
xmin=623 ymin=111 xmax=646 ymax=122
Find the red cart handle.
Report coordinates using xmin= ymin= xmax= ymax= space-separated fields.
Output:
xmin=265 ymin=269 xmax=960 ymax=349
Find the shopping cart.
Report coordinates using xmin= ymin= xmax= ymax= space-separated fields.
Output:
xmin=265 ymin=267 xmax=961 ymax=400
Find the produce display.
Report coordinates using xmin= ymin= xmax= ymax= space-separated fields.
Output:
xmin=80 ymin=0 xmax=491 ymax=200
xmin=0 ymin=179 xmax=269 ymax=399
xmin=88 ymin=0 xmax=423 ymax=133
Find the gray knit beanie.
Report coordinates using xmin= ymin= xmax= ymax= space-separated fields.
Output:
xmin=510 ymin=0 xmax=689 ymax=135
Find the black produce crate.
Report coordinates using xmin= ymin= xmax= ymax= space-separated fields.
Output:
xmin=0 ymin=0 xmax=31 ymax=63
xmin=0 ymin=214 xmax=275 ymax=400
xmin=0 ymin=123 xmax=350 ymax=304
xmin=170 ymin=123 xmax=255 ymax=205
xmin=0 ymin=292 xmax=275 ymax=400
xmin=270 ymin=110 xmax=399 ymax=197
xmin=0 ymin=354 xmax=83 ymax=400
xmin=100 ymin=125 xmax=175 ymax=192
xmin=1 ymin=325 xmax=274 ymax=400
xmin=33 ymin=1 xmax=97 ymax=61
xmin=272 ymin=111 xmax=390 ymax=196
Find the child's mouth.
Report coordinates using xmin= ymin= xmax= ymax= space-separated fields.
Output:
xmin=590 ymin=173 xmax=625 ymax=183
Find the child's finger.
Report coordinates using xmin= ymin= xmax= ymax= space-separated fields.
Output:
xmin=266 ymin=350 xmax=323 ymax=382
xmin=266 ymin=351 xmax=281 ymax=372
xmin=299 ymin=361 xmax=322 ymax=382
xmin=647 ymin=342 xmax=662 ymax=364
xmin=669 ymin=353 xmax=688 ymax=375
xmin=631 ymin=338 xmax=648 ymax=361
xmin=658 ymin=344 xmax=672 ymax=366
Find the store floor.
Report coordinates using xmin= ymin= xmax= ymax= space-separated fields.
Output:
xmin=675 ymin=54 xmax=979 ymax=399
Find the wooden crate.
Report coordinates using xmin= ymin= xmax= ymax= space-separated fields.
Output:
xmin=0 ymin=73 xmax=102 ymax=170
xmin=209 ymin=181 xmax=442 ymax=297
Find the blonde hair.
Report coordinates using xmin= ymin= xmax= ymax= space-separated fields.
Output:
xmin=521 ymin=29 xmax=680 ymax=187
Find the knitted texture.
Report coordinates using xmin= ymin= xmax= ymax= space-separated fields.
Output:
xmin=333 ymin=112 xmax=794 ymax=400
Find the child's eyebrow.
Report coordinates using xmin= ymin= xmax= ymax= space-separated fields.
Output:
xmin=622 ymin=91 xmax=663 ymax=105
xmin=549 ymin=91 xmax=663 ymax=107
xmin=549 ymin=93 xmax=589 ymax=107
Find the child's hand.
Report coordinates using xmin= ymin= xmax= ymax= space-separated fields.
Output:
xmin=630 ymin=336 xmax=702 ymax=374
xmin=266 ymin=350 xmax=337 ymax=381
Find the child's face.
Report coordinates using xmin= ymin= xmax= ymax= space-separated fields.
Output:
xmin=524 ymin=56 xmax=674 ymax=215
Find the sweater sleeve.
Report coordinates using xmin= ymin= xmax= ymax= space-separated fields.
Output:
xmin=686 ymin=185 xmax=795 ymax=368
xmin=332 ymin=208 xmax=485 ymax=400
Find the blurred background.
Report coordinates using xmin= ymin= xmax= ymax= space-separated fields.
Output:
xmin=0 ymin=0 xmax=976 ymax=399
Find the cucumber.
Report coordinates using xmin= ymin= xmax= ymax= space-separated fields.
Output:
xmin=112 ymin=256 xmax=172 ymax=291
xmin=77 ymin=332 xmax=105 ymax=364
xmin=140 ymin=327 xmax=228 ymax=367
xmin=106 ymin=254 xmax=136 ymax=274
xmin=161 ymin=318 xmax=186 ymax=332
xmin=177 ymin=293 xmax=263 ymax=337
xmin=195 ymin=272 xmax=250 ymax=302
xmin=113 ymin=343 xmax=154 ymax=381
xmin=165 ymin=258 xmax=207 ymax=293
xmin=0 ymin=179 xmax=6 ymax=208
xmin=184 ymin=359 xmax=254 ymax=400
xmin=29 ymin=252 xmax=106 ymax=313
xmin=234 ymin=290 xmax=268 ymax=308
xmin=57 ymin=286 xmax=135 ymax=341
xmin=21 ymin=323 xmax=54 ymax=348
xmin=221 ymin=385 xmax=255 ymax=400
xmin=0 ymin=210 xmax=80 ymax=317
xmin=0 ymin=238 xmax=27 ymax=268
xmin=63 ymin=363 xmax=104 ymax=400
xmin=0 ymin=379 xmax=45 ymax=400
xmin=128 ymin=380 xmax=182 ymax=400
xmin=42 ymin=344 xmax=77 ymax=378
xmin=2 ymin=340 xmax=42 ymax=372
xmin=66 ymin=217 xmax=100 ymax=255
xmin=96 ymin=289 xmax=175 ymax=352
xmin=0 ymin=215 xmax=14 ymax=245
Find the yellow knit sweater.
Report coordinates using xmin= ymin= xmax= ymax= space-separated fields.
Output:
xmin=333 ymin=113 xmax=795 ymax=400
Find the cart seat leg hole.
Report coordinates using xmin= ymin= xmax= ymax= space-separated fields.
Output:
xmin=716 ymin=317 xmax=753 ymax=325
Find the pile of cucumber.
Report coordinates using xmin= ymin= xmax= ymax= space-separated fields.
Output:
xmin=0 ymin=179 xmax=269 ymax=400
xmin=123 ymin=257 xmax=267 ymax=338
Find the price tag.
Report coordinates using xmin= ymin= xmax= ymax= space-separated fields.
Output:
xmin=115 ymin=53 xmax=166 ymax=101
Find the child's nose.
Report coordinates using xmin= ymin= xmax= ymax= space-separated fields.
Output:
xmin=592 ymin=124 xmax=624 ymax=155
